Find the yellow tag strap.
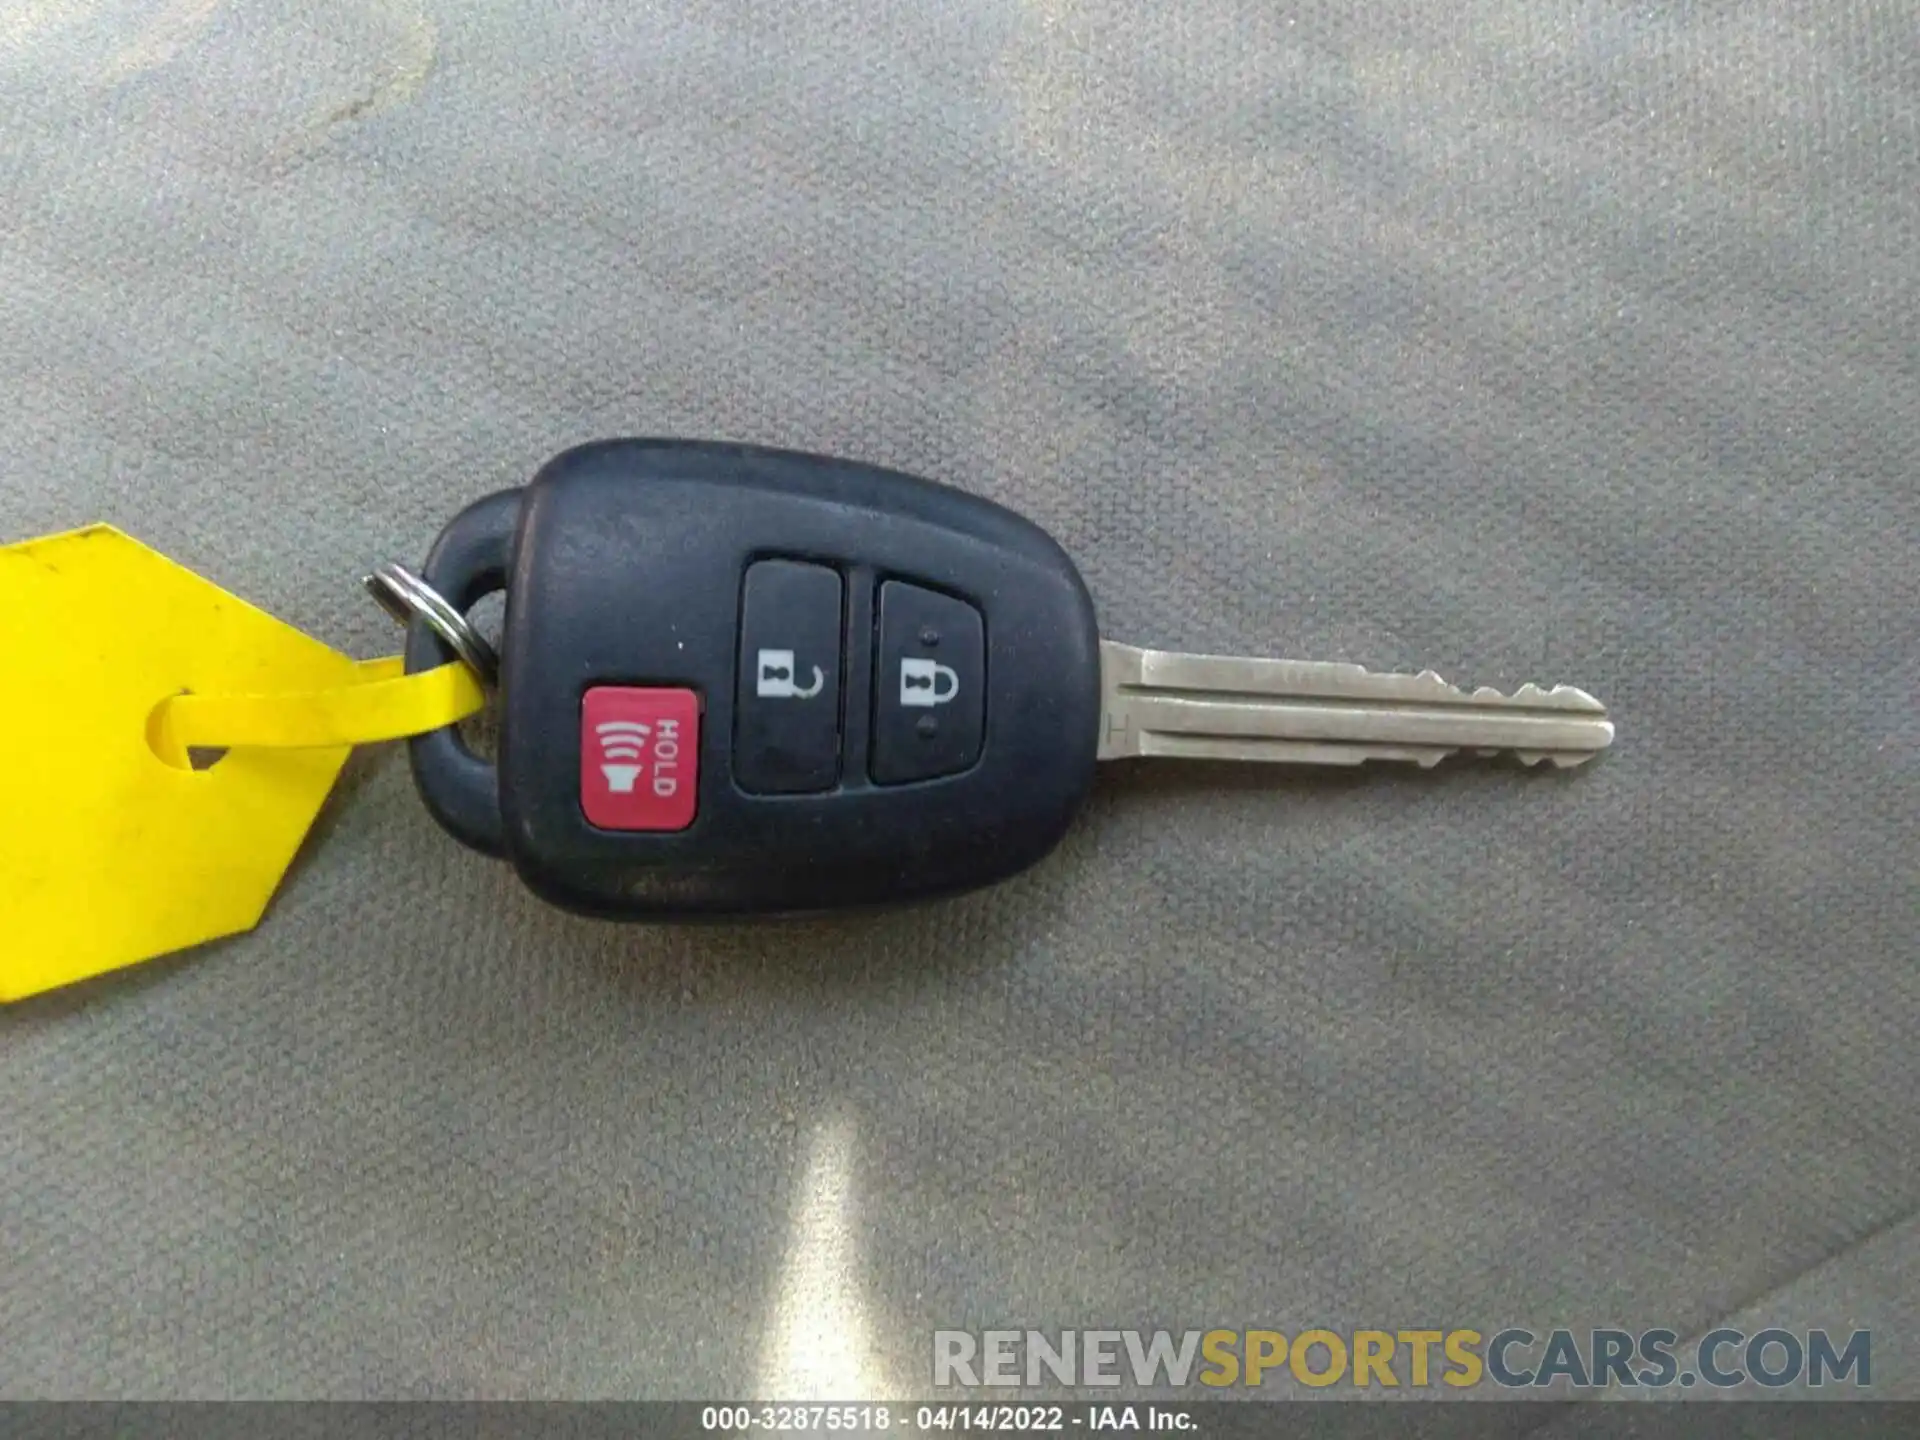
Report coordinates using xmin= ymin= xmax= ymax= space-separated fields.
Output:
xmin=149 ymin=657 xmax=486 ymax=768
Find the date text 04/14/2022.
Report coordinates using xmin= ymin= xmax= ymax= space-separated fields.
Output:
xmin=699 ymin=1405 xmax=1193 ymax=1431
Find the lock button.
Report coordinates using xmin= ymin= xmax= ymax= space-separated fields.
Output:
xmin=871 ymin=580 xmax=985 ymax=785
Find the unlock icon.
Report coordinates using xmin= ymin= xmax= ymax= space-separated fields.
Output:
xmin=899 ymin=657 xmax=960 ymax=707
xmin=757 ymin=648 xmax=824 ymax=699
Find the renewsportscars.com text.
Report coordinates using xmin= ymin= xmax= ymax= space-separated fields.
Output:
xmin=932 ymin=1327 xmax=1871 ymax=1390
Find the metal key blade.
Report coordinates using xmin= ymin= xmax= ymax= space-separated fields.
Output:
xmin=1097 ymin=641 xmax=1614 ymax=768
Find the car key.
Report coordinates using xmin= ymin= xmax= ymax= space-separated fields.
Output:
xmin=383 ymin=438 xmax=1612 ymax=918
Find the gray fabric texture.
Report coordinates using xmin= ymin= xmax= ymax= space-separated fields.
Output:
xmin=2 ymin=0 xmax=1916 ymax=1404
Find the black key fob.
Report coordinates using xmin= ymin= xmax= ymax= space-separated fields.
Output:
xmin=404 ymin=439 xmax=1102 ymax=917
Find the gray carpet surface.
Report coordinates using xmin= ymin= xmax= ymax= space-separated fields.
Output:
xmin=1 ymin=0 xmax=1915 ymax=1403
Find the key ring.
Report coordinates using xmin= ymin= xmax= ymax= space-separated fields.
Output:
xmin=363 ymin=561 xmax=500 ymax=689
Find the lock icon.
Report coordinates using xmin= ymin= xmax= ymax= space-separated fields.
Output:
xmin=899 ymin=657 xmax=960 ymax=707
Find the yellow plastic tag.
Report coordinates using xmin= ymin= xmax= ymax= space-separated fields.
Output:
xmin=0 ymin=525 xmax=485 ymax=1002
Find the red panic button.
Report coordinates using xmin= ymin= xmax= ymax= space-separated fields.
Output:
xmin=580 ymin=687 xmax=700 ymax=831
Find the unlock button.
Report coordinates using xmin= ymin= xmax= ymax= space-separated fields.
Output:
xmin=872 ymin=581 xmax=986 ymax=785
xmin=735 ymin=560 xmax=844 ymax=795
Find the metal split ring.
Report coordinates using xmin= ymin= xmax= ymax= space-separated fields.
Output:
xmin=363 ymin=561 xmax=500 ymax=689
